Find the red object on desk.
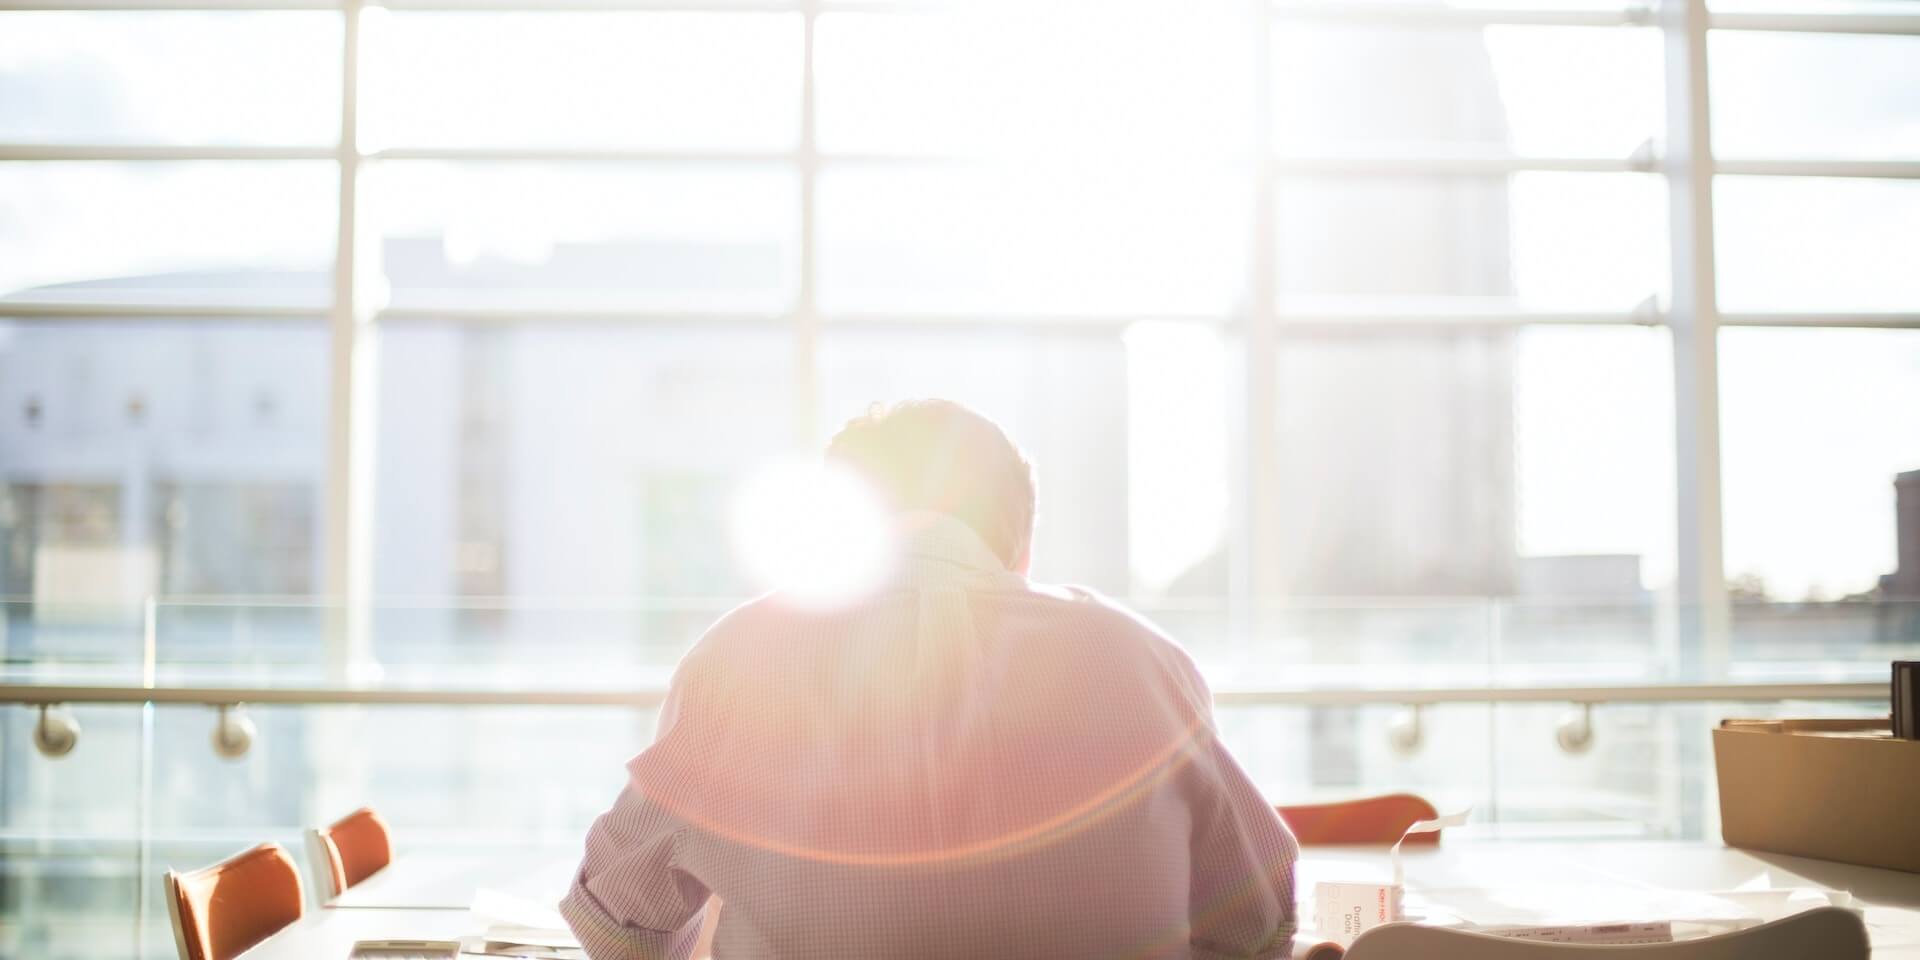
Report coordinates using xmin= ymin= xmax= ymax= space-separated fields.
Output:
xmin=1277 ymin=793 xmax=1441 ymax=846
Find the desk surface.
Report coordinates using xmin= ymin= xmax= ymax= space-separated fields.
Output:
xmin=262 ymin=841 xmax=1920 ymax=959
xmin=331 ymin=849 xmax=577 ymax=910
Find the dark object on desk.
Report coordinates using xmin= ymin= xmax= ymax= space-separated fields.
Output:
xmin=1896 ymin=661 xmax=1918 ymax=740
xmin=1715 ymin=717 xmax=1920 ymax=874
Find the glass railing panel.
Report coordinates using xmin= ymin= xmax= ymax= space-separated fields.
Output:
xmin=1230 ymin=597 xmax=1498 ymax=689
xmin=0 ymin=598 xmax=148 ymax=685
xmin=0 ymin=701 xmax=146 ymax=959
xmin=1489 ymin=598 xmax=1662 ymax=684
xmin=4 ymin=594 xmax=1912 ymax=958
xmin=6 ymin=698 xmax=662 ymax=959
xmin=150 ymin=600 xmax=331 ymax=684
xmin=1728 ymin=598 xmax=1920 ymax=681
xmin=1222 ymin=702 xmax=1494 ymax=818
xmin=361 ymin=599 xmax=734 ymax=688
xmin=16 ymin=595 xmax=1920 ymax=693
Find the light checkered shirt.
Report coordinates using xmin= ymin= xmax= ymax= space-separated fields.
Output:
xmin=562 ymin=514 xmax=1298 ymax=959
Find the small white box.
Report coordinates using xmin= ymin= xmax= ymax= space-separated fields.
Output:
xmin=1314 ymin=881 xmax=1403 ymax=945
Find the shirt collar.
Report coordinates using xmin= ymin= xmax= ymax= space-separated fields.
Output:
xmin=894 ymin=511 xmax=1016 ymax=585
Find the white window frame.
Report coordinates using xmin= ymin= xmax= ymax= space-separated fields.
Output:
xmin=2 ymin=0 xmax=1917 ymax=669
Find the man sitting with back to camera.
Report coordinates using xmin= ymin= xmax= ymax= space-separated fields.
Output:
xmin=562 ymin=398 xmax=1298 ymax=959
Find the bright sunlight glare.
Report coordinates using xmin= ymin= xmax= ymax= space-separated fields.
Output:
xmin=730 ymin=459 xmax=895 ymax=609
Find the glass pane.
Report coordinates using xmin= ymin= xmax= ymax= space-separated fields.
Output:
xmin=0 ymin=12 xmax=340 ymax=146
xmin=0 ymin=320 xmax=330 ymax=605
xmin=816 ymin=2 xmax=1255 ymax=157
xmin=1715 ymin=177 xmax=1920 ymax=313
xmin=135 ymin=702 xmax=645 ymax=951
xmin=1265 ymin=327 xmax=1674 ymax=598
xmin=1273 ymin=25 xmax=1661 ymax=158
xmin=1495 ymin=599 xmax=1662 ymax=686
xmin=1276 ymin=173 xmax=1666 ymax=308
xmin=319 ymin=704 xmax=642 ymax=842
xmin=363 ymin=602 xmax=729 ymax=688
xmin=1709 ymin=0 xmax=1920 ymax=12
xmin=0 ymin=163 xmax=336 ymax=308
xmin=363 ymin=162 xmax=798 ymax=312
xmin=1219 ymin=703 xmax=1490 ymax=817
xmin=1249 ymin=601 xmax=1496 ymax=689
xmin=1491 ymin=702 xmax=1681 ymax=836
xmin=150 ymin=602 xmax=331 ymax=685
xmin=0 ymin=702 xmax=145 ymax=957
xmin=360 ymin=11 xmax=801 ymax=151
xmin=1123 ymin=324 xmax=1241 ymax=632
xmin=371 ymin=324 xmax=792 ymax=613
xmin=1720 ymin=328 xmax=1920 ymax=606
xmin=1514 ymin=326 xmax=1675 ymax=592
xmin=0 ymin=599 xmax=146 ymax=683
xmin=817 ymin=165 xmax=1250 ymax=315
xmin=1712 ymin=31 xmax=1920 ymax=160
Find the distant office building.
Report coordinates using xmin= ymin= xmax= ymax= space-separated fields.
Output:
xmin=0 ymin=319 xmax=328 ymax=611
xmin=2 ymin=232 xmax=1133 ymax=615
xmin=1881 ymin=469 xmax=1920 ymax=599
xmin=1876 ymin=469 xmax=1920 ymax=644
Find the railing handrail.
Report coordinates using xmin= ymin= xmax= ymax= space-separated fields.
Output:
xmin=0 ymin=680 xmax=1886 ymax=708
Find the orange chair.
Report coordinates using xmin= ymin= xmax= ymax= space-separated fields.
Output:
xmin=1276 ymin=793 xmax=1441 ymax=846
xmin=305 ymin=806 xmax=393 ymax=903
xmin=163 ymin=842 xmax=305 ymax=960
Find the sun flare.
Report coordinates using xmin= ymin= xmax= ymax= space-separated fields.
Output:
xmin=729 ymin=459 xmax=895 ymax=609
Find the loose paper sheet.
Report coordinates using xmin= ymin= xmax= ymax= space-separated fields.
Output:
xmin=470 ymin=889 xmax=580 ymax=952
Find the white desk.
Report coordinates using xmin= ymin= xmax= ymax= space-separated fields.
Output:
xmin=331 ymin=850 xmax=577 ymax=910
xmin=257 ymin=841 xmax=1920 ymax=958
xmin=247 ymin=909 xmax=481 ymax=960
xmin=1307 ymin=842 xmax=1920 ymax=957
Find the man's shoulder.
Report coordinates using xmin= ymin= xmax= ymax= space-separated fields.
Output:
xmin=681 ymin=592 xmax=807 ymax=658
xmin=679 ymin=590 xmax=895 ymax=663
xmin=1017 ymin=582 xmax=1204 ymax=672
xmin=1035 ymin=582 xmax=1174 ymax=638
xmin=683 ymin=584 xmax=1203 ymax=683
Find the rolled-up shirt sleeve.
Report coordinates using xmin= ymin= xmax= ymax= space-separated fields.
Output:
xmin=561 ymin=671 xmax=711 ymax=960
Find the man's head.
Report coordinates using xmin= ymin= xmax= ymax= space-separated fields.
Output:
xmin=826 ymin=399 xmax=1035 ymax=573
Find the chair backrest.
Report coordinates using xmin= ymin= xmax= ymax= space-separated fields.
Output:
xmin=1343 ymin=907 xmax=1869 ymax=960
xmin=1277 ymin=793 xmax=1441 ymax=846
xmin=309 ymin=806 xmax=393 ymax=900
xmin=163 ymin=842 xmax=305 ymax=960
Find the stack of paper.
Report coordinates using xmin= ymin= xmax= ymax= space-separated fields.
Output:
xmin=1292 ymin=872 xmax=1859 ymax=956
xmin=469 ymin=889 xmax=584 ymax=959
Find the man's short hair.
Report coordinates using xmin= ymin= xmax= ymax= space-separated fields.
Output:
xmin=826 ymin=399 xmax=1035 ymax=568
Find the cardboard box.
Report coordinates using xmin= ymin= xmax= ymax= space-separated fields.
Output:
xmin=1713 ymin=718 xmax=1920 ymax=874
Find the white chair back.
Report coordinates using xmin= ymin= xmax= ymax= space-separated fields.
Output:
xmin=302 ymin=828 xmax=338 ymax=906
